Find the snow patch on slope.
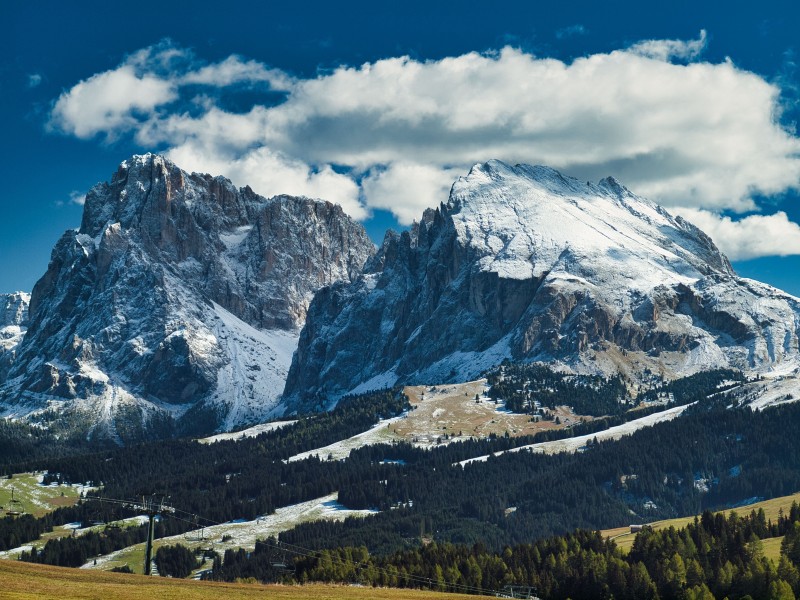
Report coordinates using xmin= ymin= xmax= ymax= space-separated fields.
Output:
xmin=209 ymin=303 xmax=299 ymax=430
xmin=458 ymin=403 xmax=694 ymax=466
xmin=449 ymin=161 xmax=722 ymax=290
xmin=412 ymin=336 xmax=514 ymax=386
xmin=0 ymin=292 xmax=30 ymax=366
xmin=82 ymin=493 xmax=377 ymax=569
xmin=287 ymin=415 xmax=405 ymax=462
xmin=347 ymin=370 xmax=400 ymax=396
xmin=219 ymin=225 xmax=253 ymax=249
xmin=0 ymin=326 xmax=25 ymax=354
xmin=745 ymin=375 xmax=800 ymax=411
xmin=198 ymin=419 xmax=297 ymax=444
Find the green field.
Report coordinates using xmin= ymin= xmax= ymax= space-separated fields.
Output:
xmin=0 ymin=559 xmax=487 ymax=600
xmin=762 ymin=536 xmax=785 ymax=563
xmin=0 ymin=472 xmax=132 ymax=560
xmin=601 ymin=491 xmax=800 ymax=556
xmin=0 ymin=472 xmax=83 ymax=518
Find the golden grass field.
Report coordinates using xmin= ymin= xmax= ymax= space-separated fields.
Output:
xmin=601 ymin=491 xmax=800 ymax=555
xmin=761 ymin=536 xmax=785 ymax=563
xmin=0 ymin=559 xmax=488 ymax=600
xmin=401 ymin=380 xmax=584 ymax=442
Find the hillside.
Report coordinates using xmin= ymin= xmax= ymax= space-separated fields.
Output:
xmin=0 ymin=559 xmax=485 ymax=600
xmin=0 ymin=472 xmax=85 ymax=519
xmin=602 ymin=490 xmax=800 ymax=553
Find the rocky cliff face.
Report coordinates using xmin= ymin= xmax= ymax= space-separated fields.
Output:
xmin=283 ymin=160 xmax=800 ymax=410
xmin=0 ymin=292 xmax=30 ymax=381
xmin=0 ymin=154 xmax=374 ymax=441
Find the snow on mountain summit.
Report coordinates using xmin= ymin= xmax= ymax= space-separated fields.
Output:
xmin=284 ymin=160 xmax=800 ymax=409
xmin=449 ymin=160 xmax=732 ymax=286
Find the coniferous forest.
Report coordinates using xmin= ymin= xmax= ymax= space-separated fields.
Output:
xmin=2 ymin=372 xmax=800 ymax=598
xmin=209 ymin=505 xmax=800 ymax=600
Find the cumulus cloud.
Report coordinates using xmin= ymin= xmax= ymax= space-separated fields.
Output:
xmin=69 ymin=191 xmax=86 ymax=206
xmin=48 ymin=42 xmax=289 ymax=141
xmin=54 ymin=190 xmax=86 ymax=208
xmin=50 ymin=66 xmax=177 ymax=139
xmin=181 ymin=55 xmax=293 ymax=90
xmin=165 ymin=143 xmax=366 ymax=220
xmin=675 ymin=208 xmax=800 ymax=261
xmin=48 ymin=35 xmax=800 ymax=259
xmin=361 ymin=163 xmax=463 ymax=225
xmin=135 ymin=42 xmax=799 ymax=214
xmin=135 ymin=105 xmax=269 ymax=150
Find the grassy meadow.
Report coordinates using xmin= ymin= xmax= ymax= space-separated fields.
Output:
xmin=602 ymin=491 xmax=800 ymax=555
xmin=0 ymin=559 xmax=488 ymax=600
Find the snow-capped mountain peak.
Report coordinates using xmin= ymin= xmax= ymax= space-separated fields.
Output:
xmin=448 ymin=160 xmax=732 ymax=285
xmin=283 ymin=161 xmax=798 ymax=409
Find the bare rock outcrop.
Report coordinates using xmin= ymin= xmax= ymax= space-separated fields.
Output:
xmin=0 ymin=154 xmax=374 ymax=441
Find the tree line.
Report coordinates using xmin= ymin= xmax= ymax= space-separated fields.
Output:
xmin=487 ymin=364 xmax=743 ymax=417
xmin=208 ymin=505 xmax=800 ymax=599
xmin=5 ymin=373 xmax=800 ymax=585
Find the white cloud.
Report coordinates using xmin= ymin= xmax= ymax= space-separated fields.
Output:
xmin=48 ymin=42 xmax=289 ymax=141
xmin=556 ymin=24 xmax=587 ymax=40
xmin=27 ymin=73 xmax=42 ymax=88
xmin=125 ymin=43 xmax=190 ymax=72
xmin=181 ymin=55 xmax=293 ymax=90
xmin=141 ymin=42 xmax=798 ymax=215
xmin=135 ymin=105 xmax=269 ymax=150
xmin=361 ymin=163 xmax=463 ymax=225
xmin=54 ymin=190 xmax=86 ymax=208
xmin=675 ymin=208 xmax=800 ymax=260
xmin=165 ymin=143 xmax=366 ymax=220
xmin=48 ymin=35 xmax=800 ymax=257
xmin=50 ymin=65 xmax=177 ymax=139
xmin=628 ymin=29 xmax=708 ymax=61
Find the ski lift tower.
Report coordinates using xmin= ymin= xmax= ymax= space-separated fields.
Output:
xmin=125 ymin=496 xmax=175 ymax=576
xmin=496 ymin=585 xmax=541 ymax=599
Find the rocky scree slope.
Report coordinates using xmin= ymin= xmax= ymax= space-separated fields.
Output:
xmin=284 ymin=160 xmax=800 ymax=410
xmin=0 ymin=154 xmax=374 ymax=441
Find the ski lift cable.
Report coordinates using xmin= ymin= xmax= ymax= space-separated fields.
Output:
xmin=87 ymin=495 xmax=501 ymax=596
xmin=256 ymin=538 xmax=497 ymax=596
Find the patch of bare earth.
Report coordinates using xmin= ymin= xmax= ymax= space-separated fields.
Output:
xmin=397 ymin=379 xmax=587 ymax=445
xmin=45 ymin=496 xmax=78 ymax=508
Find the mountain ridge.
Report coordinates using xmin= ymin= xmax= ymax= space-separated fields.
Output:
xmin=0 ymin=154 xmax=375 ymax=440
xmin=3 ymin=156 xmax=799 ymax=438
xmin=283 ymin=159 xmax=800 ymax=410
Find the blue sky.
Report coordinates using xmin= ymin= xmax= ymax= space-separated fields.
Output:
xmin=3 ymin=1 xmax=800 ymax=295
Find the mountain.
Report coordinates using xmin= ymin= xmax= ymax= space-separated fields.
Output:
xmin=0 ymin=292 xmax=30 ymax=382
xmin=0 ymin=154 xmax=374 ymax=441
xmin=283 ymin=160 xmax=800 ymax=410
